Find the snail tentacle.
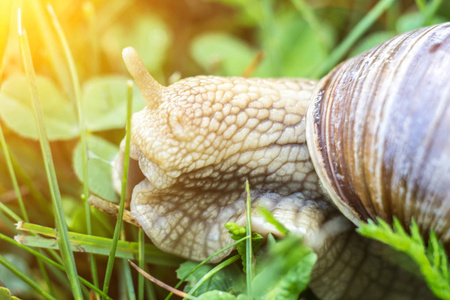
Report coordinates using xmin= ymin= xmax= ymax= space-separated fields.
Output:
xmin=122 ymin=47 xmax=164 ymax=108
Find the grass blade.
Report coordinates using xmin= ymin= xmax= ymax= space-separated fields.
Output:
xmin=16 ymin=223 xmax=183 ymax=266
xmin=0 ymin=210 xmax=17 ymax=232
xmin=9 ymin=152 xmax=51 ymax=216
xmin=46 ymin=4 xmax=99 ymax=288
xmin=0 ymin=0 xmax=12 ymax=78
xmin=187 ymin=255 xmax=240 ymax=296
xmin=138 ymin=229 xmax=145 ymax=300
xmin=0 ymin=233 xmax=111 ymax=299
xmin=121 ymin=257 xmax=137 ymax=299
xmin=415 ymin=0 xmax=427 ymax=13
xmin=82 ymin=2 xmax=100 ymax=75
xmin=28 ymin=1 xmax=72 ymax=93
xmin=139 ymin=228 xmax=155 ymax=299
xmin=103 ymin=80 xmax=134 ymax=295
xmin=0 ymin=197 xmax=22 ymax=223
xmin=18 ymin=8 xmax=83 ymax=299
xmin=290 ymin=0 xmax=329 ymax=51
xmin=0 ymin=125 xmax=56 ymax=294
xmin=422 ymin=0 xmax=443 ymax=26
xmin=0 ymin=121 xmax=29 ymax=223
xmin=0 ymin=175 xmax=64 ymax=266
xmin=259 ymin=0 xmax=281 ymax=76
xmin=120 ymin=229 xmax=137 ymax=299
xmin=165 ymin=236 xmax=249 ymax=300
xmin=0 ymin=254 xmax=56 ymax=300
xmin=16 ymin=234 xmax=182 ymax=265
xmin=312 ymin=0 xmax=394 ymax=77
xmin=258 ymin=206 xmax=289 ymax=235
xmin=245 ymin=179 xmax=253 ymax=298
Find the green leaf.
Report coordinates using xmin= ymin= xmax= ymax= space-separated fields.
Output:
xmin=196 ymin=290 xmax=238 ymax=300
xmin=396 ymin=12 xmax=425 ymax=33
xmin=396 ymin=11 xmax=446 ymax=33
xmin=62 ymin=195 xmax=86 ymax=232
xmin=225 ymin=222 xmax=262 ymax=272
xmin=102 ymin=14 xmax=171 ymax=75
xmin=72 ymin=135 xmax=119 ymax=202
xmin=176 ymin=261 xmax=244 ymax=296
xmin=252 ymin=234 xmax=317 ymax=300
xmin=62 ymin=196 xmax=112 ymax=237
xmin=187 ymin=255 xmax=240 ymax=296
xmin=0 ymin=253 xmax=55 ymax=300
xmin=0 ymin=253 xmax=31 ymax=297
xmin=203 ymin=0 xmax=263 ymax=25
xmin=169 ymin=237 xmax=250 ymax=300
xmin=0 ymin=75 xmax=79 ymax=140
xmin=82 ymin=76 xmax=145 ymax=132
xmin=358 ymin=217 xmax=450 ymax=299
xmin=274 ymin=16 xmax=330 ymax=78
xmin=0 ymin=287 xmax=21 ymax=300
xmin=190 ymin=33 xmax=263 ymax=76
xmin=190 ymin=13 xmax=332 ymax=78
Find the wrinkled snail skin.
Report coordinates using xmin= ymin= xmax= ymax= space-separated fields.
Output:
xmin=112 ymin=23 xmax=449 ymax=299
xmin=112 ymin=72 xmax=332 ymax=261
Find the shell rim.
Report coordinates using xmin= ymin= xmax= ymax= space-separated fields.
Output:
xmin=305 ymin=70 xmax=362 ymax=227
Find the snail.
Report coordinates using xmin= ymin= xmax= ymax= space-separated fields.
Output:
xmin=112 ymin=23 xmax=450 ymax=299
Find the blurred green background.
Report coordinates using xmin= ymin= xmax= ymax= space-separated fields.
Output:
xmin=0 ymin=0 xmax=449 ymax=298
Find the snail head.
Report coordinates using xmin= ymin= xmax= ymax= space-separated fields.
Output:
xmin=113 ymin=47 xmax=324 ymax=261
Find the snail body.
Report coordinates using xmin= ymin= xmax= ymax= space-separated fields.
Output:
xmin=112 ymin=23 xmax=450 ymax=299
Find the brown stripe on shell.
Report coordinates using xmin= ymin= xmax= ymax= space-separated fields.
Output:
xmin=307 ymin=23 xmax=450 ymax=251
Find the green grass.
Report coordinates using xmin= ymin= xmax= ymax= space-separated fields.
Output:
xmin=0 ymin=254 xmax=56 ymax=300
xmin=310 ymin=0 xmax=395 ymax=77
xmin=245 ymin=180 xmax=253 ymax=298
xmin=358 ymin=218 xmax=450 ymax=300
xmin=18 ymin=9 xmax=83 ymax=299
xmin=15 ymin=222 xmax=182 ymax=266
xmin=46 ymin=4 xmax=99 ymax=289
xmin=0 ymin=0 xmax=448 ymax=299
xmin=0 ymin=232 xmax=111 ymax=299
xmin=103 ymin=80 xmax=133 ymax=295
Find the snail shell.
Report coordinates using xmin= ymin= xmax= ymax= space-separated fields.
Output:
xmin=306 ymin=22 xmax=450 ymax=250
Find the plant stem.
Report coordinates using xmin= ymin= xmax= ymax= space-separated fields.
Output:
xmin=187 ymin=255 xmax=240 ymax=296
xmin=46 ymin=4 xmax=99 ymax=288
xmin=0 ymin=233 xmax=111 ymax=299
xmin=311 ymin=0 xmax=394 ymax=78
xmin=18 ymin=9 xmax=83 ymax=299
xmin=102 ymin=81 xmax=133 ymax=296
xmin=245 ymin=179 xmax=253 ymax=298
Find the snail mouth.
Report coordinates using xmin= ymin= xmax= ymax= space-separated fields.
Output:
xmin=112 ymin=143 xmax=147 ymax=203
xmin=112 ymin=141 xmax=176 ymax=203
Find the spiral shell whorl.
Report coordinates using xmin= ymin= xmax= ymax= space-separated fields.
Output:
xmin=306 ymin=23 xmax=450 ymax=250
